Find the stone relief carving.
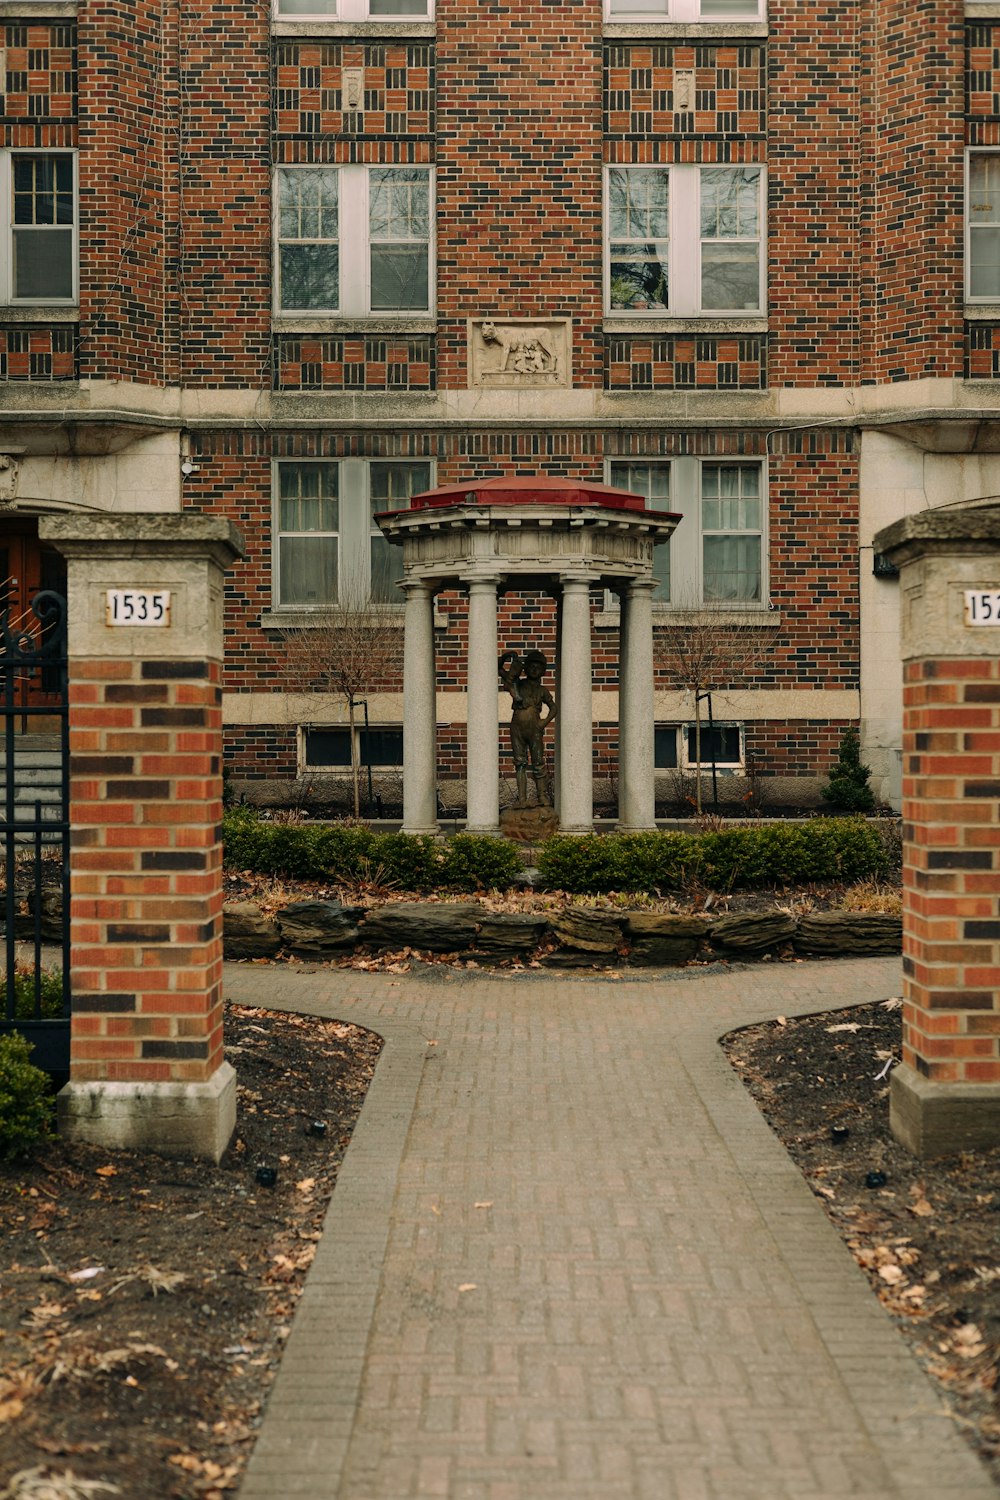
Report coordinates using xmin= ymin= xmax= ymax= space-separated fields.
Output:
xmin=0 ymin=455 xmax=21 ymax=508
xmin=470 ymin=319 xmax=570 ymax=389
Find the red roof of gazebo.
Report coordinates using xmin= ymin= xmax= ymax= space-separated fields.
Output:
xmin=406 ymin=474 xmax=649 ymax=513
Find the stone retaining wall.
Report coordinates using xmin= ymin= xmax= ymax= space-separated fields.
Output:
xmin=223 ymin=899 xmax=902 ymax=969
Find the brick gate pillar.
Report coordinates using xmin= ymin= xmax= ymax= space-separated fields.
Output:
xmin=38 ymin=514 xmax=245 ymax=1162
xmin=874 ymin=505 xmax=1000 ymax=1157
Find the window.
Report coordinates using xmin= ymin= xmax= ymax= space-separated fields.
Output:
xmin=685 ymin=722 xmax=742 ymax=767
xmin=274 ymin=458 xmax=432 ymax=609
xmin=276 ymin=166 xmax=433 ymax=316
xmin=607 ymin=458 xmax=765 ymax=606
xmin=607 ymin=0 xmax=760 ymax=15
xmin=0 ymin=152 xmax=76 ymax=304
xmin=968 ymin=151 xmax=1000 ymax=301
xmin=606 ymin=165 xmax=763 ymax=315
xmin=303 ymin=725 xmax=404 ymax=768
xmin=277 ymin=0 xmax=430 ymax=16
xmin=654 ymin=725 xmax=679 ymax=769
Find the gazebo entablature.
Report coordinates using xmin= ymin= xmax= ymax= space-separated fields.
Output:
xmin=376 ymin=502 xmax=679 ymax=593
xmin=377 ymin=484 xmax=681 ymax=839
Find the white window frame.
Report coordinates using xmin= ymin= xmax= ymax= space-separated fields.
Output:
xmin=273 ymin=457 xmax=434 ymax=612
xmin=0 ymin=149 xmax=78 ymax=306
xmin=605 ymin=164 xmax=765 ymax=318
xmin=275 ymin=0 xmax=432 ymax=19
xmin=966 ymin=148 xmax=1000 ymax=303
xmin=606 ymin=457 xmax=768 ymax=608
xmin=274 ymin=164 xmax=434 ymax=317
xmin=682 ymin=721 xmax=744 ymax=772
xmin=606 ymin=0 xmax=761 ymax=16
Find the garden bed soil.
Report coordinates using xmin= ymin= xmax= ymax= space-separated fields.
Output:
xmin=723 ymin=1002 xmax=1000 ymax=1489
xmin=0 ymin=1004 xmax=382 ymax=1500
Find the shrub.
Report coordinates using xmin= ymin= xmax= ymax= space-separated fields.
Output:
xmin=536 ymin=819 xmax=888 ymax=894
xmin=440 ymin=834 xmax=524 ymax=892
xmin=0 ymin=1031 xmax=54 ymax=1160
xmin=821 ymin=728 xmax=876 ymax=812
xmin=0 ymin=968 xmax=65 ymax=1020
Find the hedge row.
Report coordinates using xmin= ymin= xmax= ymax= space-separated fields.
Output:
xmin=223 ymin=811 xmax=891 ymax=894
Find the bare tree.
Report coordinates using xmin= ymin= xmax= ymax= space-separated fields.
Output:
xmin=281 ymin=598 xmax=404 ymax=818
xmin=654 ymin=608 xmax=774 ymax=813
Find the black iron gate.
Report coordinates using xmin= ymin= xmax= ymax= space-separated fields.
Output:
xmin=1 ymin=589 xmax=71 ymax=1075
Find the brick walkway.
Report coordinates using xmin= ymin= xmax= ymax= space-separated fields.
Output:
xmin=233 ymin=958 xmax=996 ymax=1500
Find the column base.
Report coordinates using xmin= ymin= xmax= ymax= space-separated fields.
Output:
xmin=58 ymin=1062 xmax=237 ymax=1163
xmin=617 ymin=820 xmax=658 ymax=833
xmin=464 ymin=823 xmax=502 ymax=836
xmin=400 ymin=822 xmax=441 ymax=837
xmin=890 ymin=1062 xmax=1000 ymax=1158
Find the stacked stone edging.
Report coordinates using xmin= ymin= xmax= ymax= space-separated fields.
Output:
xmin=222 ymin=899 xmax=902 ymax=967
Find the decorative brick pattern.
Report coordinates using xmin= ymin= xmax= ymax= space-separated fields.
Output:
xmin=436 ymin=0 xmax=603 ymax=390
xmin=0 ymin=22 xmax=77 ymax=144
xmin=603 ymin=43 xmax=765 ymax=163
xmin=967 ymin=21 xmax=1000 ymax=146
xmin=0 ymin=325 xmax=76 ymax=380
xmin=275 ymin=335 xmax=435 ymax=391
xmin=966 ymin=322 xmax=1000 ymax=379
xmin=604 ymin=335 xmax=766 ymax=391
xmin=273 ymin=42 xmax=434 ymax=164
xmin=68 ymin=657 xmax=226 ymax=1086
xmin=901 ymin=657 xmax=1000 ymax=1086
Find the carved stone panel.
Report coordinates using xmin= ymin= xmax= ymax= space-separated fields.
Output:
xmin=469 ymin=318 xmax=571 ymax=389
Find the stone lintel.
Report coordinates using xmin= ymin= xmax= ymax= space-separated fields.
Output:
xmin=57 ymin=1063 xmax=237 ymax=1164
xmin=40 ymin=512 xmax=246 ymax=569
xmin=890 ymin=1063 xmax=1000 ymax=1159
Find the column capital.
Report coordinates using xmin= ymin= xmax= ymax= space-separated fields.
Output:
xmin=399 ymin=577 xmax=437 ymax=597
xmin=619 ymin=577 xmax=659 ymax=597
xmin=461 ymin=572 xmax=502 ymax=592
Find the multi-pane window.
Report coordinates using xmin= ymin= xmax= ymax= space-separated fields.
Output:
xmin=274 ymin=459 xmax=432 ymax=609
xmin=277 ymin=0 xmax=429 ymax=16
xmin=654 ymin=724 xmax=744 ymax=771
xmin=968 ymin=151 xmax=1000 ymax=300
xmin=1 ymin=152 xmax=76 ymax=303
xmin=606 ymin=166 xmax=763 ymax=316
xmin=701 ymin=463 xmax=762 ymax=602
xmin=607 ymin=458 xmax=765 ymax=606
xmin=608 ymin=462 xmax=672 ymax=599
xmin=607 ymin=0 xmax=762 ymax=16
xmin=275 ymin=166 xmax=433 ymax=315
xmin=303 ymin=726 xmax=404 ymax=768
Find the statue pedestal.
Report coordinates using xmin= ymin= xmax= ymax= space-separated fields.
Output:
xmin=499 ymin=805 xmax=560 ymax=842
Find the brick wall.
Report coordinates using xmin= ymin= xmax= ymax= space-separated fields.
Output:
xmin=68 ymin=657 xmax=225 ymax=1085
xmin=901 ymin=657 xmax=1000 ymax=1086
xmin=436 ymin=0 xmax=603 ymax=390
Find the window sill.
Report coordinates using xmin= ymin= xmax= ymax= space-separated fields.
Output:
xmin=262 ymin=606 xmax=449 ymax=629
xmin=272 ymin=17 xmax=434 ymax=34
xmin=603 ymin=315 xmax=767 ymax=335
xmin=0 ymin=306 xmax=79 ymax=323
xmin=603 ymin=20 xmax=766 ymax=37
xmin=0 ymin=0 xmax=77 ymax=13
xmin=595 ymin=605 xmax=780 ymax=627
xmin=273 ymin=315 xmax=436 ymax=335
xmin=965 ymin=304 xmax=1000 ymax=321
xmin=967 ymin=1 xmax=1000 ymax=17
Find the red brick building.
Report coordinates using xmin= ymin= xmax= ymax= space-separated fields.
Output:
xmin=2 ymin=0 xmax=999 ymax=816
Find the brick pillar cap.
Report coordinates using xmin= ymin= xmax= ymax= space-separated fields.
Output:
xmin=39 ymin=512 xmax=246 ymax=566
xmin=874 ymin=501 xmax=1000 ymax=568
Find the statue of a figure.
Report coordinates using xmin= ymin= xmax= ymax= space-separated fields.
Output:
xmin=498 ymin=649 xmax=557 ymax=808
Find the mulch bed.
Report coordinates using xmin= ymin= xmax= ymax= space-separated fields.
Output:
xmin=0 ymin=1005 xmax=382 ymax=1500
xmin=723 ymin=1002 xmax=1000 ymax=1488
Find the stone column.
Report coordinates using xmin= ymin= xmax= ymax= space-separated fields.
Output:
xmin=464 ymin=574 xmax=501 ymax=834
xmin=618 ymin=579 xmax=657 ymax=831
xmin=557 ymin=574 xmax=593 ymax=834
xmin=874 ymin=505 xmax=1000 ymax=1157
xmin=401 ymin=579 xmax=439 ymax=835
xmin=38 ymin=514 xmax=245 ymax=1162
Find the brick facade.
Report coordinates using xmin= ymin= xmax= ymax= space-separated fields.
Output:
xmin=7 ymin=0 xmax=1000 ymax=813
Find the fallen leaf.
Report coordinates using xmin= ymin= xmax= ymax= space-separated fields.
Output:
xmin=0 ymin=1398 xmax=24 ymax=1422
xmin=296 ymin=1178 xmax=316 ymax=1194
xmin=457 ymin=1283 xmax=477 ymax=1293
xmin=94 ymin=1167 xmax=117 ymax=1179
xmin=878 ymin=1264 xmax=904 ymax=1285
xmin=826 ymin=1022 xmax=863 ymax=1033
xmin=474 ymin=1201 xmax=493 ymax=1209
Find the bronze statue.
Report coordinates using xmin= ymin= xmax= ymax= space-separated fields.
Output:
xmin=498 ymin=649 xmax=557 ymax=807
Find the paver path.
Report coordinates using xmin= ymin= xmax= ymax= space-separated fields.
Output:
xmin=234 ymin=957 xmax=996 ymax=1500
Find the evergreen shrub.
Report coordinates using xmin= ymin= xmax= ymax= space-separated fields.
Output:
xmin=0 ymin=1031 xmax=54 ymax=1160
xmin=821 ymin=728 xmax=876 ymax=812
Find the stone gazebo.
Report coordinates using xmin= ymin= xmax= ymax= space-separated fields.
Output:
xmin=377 ymin=475 xmax=680 ymax=836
